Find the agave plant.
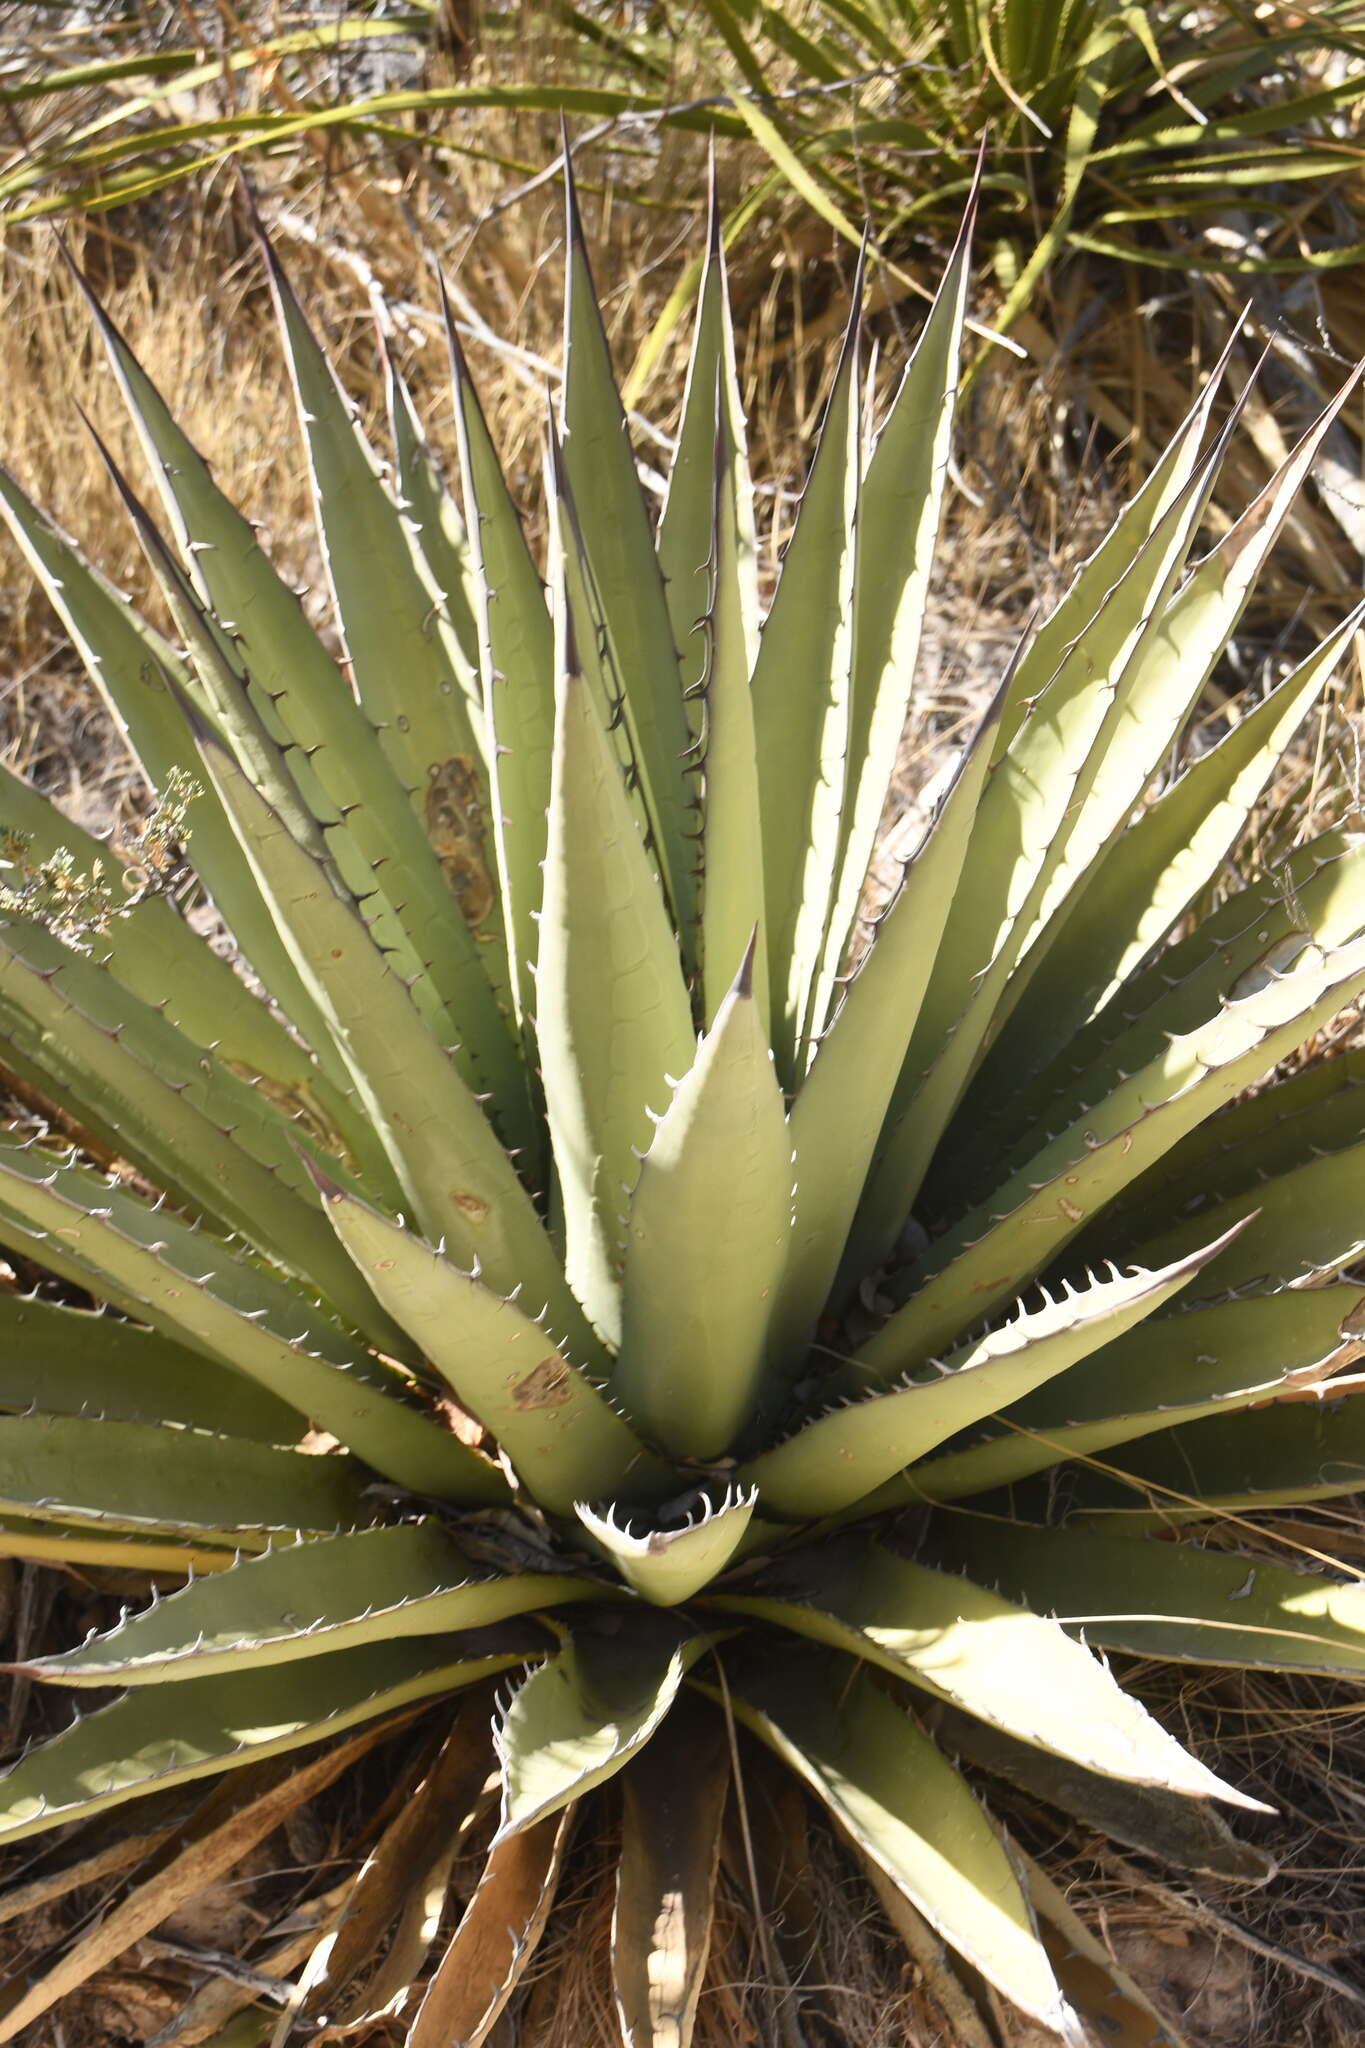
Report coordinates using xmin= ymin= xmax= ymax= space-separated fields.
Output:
xmin=2 ymin=162 xmax=1365 ymax=2048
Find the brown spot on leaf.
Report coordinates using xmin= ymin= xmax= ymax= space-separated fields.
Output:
xmin=427 ymin=754 xmax=495 ymax=929
xmin=511 ymin=1356 xmax=572 ymax=1410
xmin=450 ymin=1191 xmax=490 ymax=1223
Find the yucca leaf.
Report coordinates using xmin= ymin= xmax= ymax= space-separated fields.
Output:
xmin=576 ymin=1490 xmax=757 ymax=1607
xmin=406 ymin=1806 xmax=573 ymax=2048
xmin=711 ymin=1537 xmax=1260 ymax=1804
xmin=0 ymin=466 xmax=358 ymax=1112
xmin=559 ymin=155 xmax=696 ymax=955
xmin=613 ymin=1694 xmax=728 ymax=2048
xmin=447 ymin=307 xmax=556 ymax=1044
xmin=743 ymin=1236 xmax=1230 ymax=1519
xmin=810 ymin=183 xmax=974 ymax=1037
xmin=868 ymin=923 xmax=1365 ymax=1365
xmin=495 ymin=1618 xmax=705 ymax=1841
xmin=384 ymin=330 xmax=481 ymax=668
xmin=712 ymin=1648 xmax=1078 ymax=2032
xmin=537 ymin=658 xmax=695 ymax=1349
xmin=0 ymin=1292 xmax=298 ymax=1444
xmin=315 ymin=1179 xmax=663 ymax=1510
xmin=1066 ymin=1383 xmax=1365 ymax=1523
xmin=613 ymin=940 xmax=791 ymax=1458
xmin=779 ymin=674 xmax=1006 ymax=1358
xmin=188 ymin=723 xmax=587 ymax=1351
xmin=904 ymin=1284 xmax=1362 ymax=1505
xmin=22 ymin=1523 xmax=599 ymax=1685
xmin=0 ymin=1630 xmax=540 ymax=1848
xmin=698 ymin=384 xmax=767 ymax=1029
xmin=657 ymin=170 xmax=758 ymax=720
xmin=956 ymin=606 xmax=1365 ymax=1163
xmin=936 ymin=1516 xmax=1365 ymax=1675
xmin=752 ymin=261 xmax=862 ymax=1079
xmin=0 ymin=1413 xmax=364 ymax=1540
xmin=0 ymin=1137 xmax=496 ymax=1501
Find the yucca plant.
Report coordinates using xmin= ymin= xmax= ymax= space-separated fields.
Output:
xmin=3 ymin=159 xmax=1365 ymax=2047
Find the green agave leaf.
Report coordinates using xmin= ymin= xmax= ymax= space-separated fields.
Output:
xmin=657 ymin=174 xmax=758 ymax=729
xmin=559 ymin=155 xmax=696 ymax=960
xmin=495 ymin=1617 xmax=705 ymax=1841
xmin=956 ymin=606 xmax=1365 ymax=1170
xmin=810 ymin=182 xmax=974 ymax=1040
xmin=903 ymin=1283 xmax=1362 ymax=1506
xmin=1021 ymin=1847 xmax=1185 ymax=2047
xmin=0 ymin=1291 xmax=298 ymax=1443
xmin=710 ymin=1537 xmax=1261 ymax=1807
xmin=447 ymin=304 xmax=555 ymax=1045
xmin=866 ymin=922 xmax=1365 ymax=1368
xmin=22 ymin=1523 xmax=598 ymax=1685
xmin=0 ymin=914 xmax=389 ymax=1346
xmin=188 ymin=722 xmax=592 ymax=1358
xmin=936 ymin=1516 xmax=1365 ymax=1676
xmin=576 ymin=1490 xmax=757 ymax=1607
xmin=1062 ymin=1382 xmax=1365 ymax=1523
xmin=751 ymin=261 xmax=862 ymax=1081
xmin=0 ymin=1629 xmax=540 ymax=1847
xmin=314 ymin=1179 xmax=661 ymax=1511
xmin=613 ymin=940 xmax=791 ymax=1459
xmin=742 ymin=1235 xmax=1230 ymax=1519
xmin=384 ymin=328 xmax=481 ymax=668
xmin=612 ymin=1694 xmax=728 ymax=2048
xmin=930 ymin=1698 xmax=1271 ymax=1885
xmin=780 ymin=675 xmax=1007 ymax=1360
xmin=0 ymin=1136 xmax=496 ymax=1503
xmin=709 ymin=1648 xmax=1078 ymax=2033
xmin=697 ymin=380 xmax=767 ymax=1030
xmin=0 ymin=760 xmax=365 ymax=1169
xmin=858 ymin=420 xmax=1229 ymax=1247
xmin=537 ymin=658 xmax=695 ymax=1350
xmin=0 ymin=1518 xmax=244 ymax=1579
xmin=0 ymin=1413 xmax=364 ymax=1540
xmin=0 ymin=464 xmax=359 ymax=1114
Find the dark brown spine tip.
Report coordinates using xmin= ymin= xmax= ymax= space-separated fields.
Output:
xmin=735 ymin=926 xmax=759 ymax=999
xmin=561 ymin=116 xmax=585 ymax=247
xmin=705 ymin=135 xmax=721 ymax=263
xmin=437 ymin=268 xmax=470 ymax=385
xmin=295 ymin=1142 xmax=346 ymax=1203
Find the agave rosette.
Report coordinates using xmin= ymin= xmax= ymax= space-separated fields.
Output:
xmin=2 ymin=163 xmax=1365 ymax=2046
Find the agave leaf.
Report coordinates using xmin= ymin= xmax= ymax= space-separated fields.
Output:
xmin=857 ymin=1858 xmax=999 ymax=2048
xmin=447 ymin=306 xmax=555 ymax=1043
xmin=0 ymin=1292 xmax=298 ymax=1443
xmin=0 ymin=760 xmax=368 ymax=1173
xmin=1062 ymin=1383 xmax=1365 ymax=1523
xmin=0 ymin=1629 xmax=540 ymax=1848
xmin=751 ymin=263 xmax=862 ymax=1079
xmin=955 ymin=607 xmax=1365 ymax=1175
xmin=779 ymin=674 xmax=1006 ymax=1360
xmin=0 ymin=1413 xmax=363 ymax=1540
xmin=867 ymin=923 xmax=1365 ymax=1366
xmin=698 ymin=386 xmax=767 ymax=1029
xmin=710 ymin=1647 xmax=1076 ymax=2032
xmin=559 ymin=155 xmax=695 ymax=956
xmin=0 ymin=1137 xmax=498 ymax=1503
xmin=711 ymin=1537 xmax=1260 ymax=1806
xmin=315 ymin=1179 xmax=661 ymax=1510
xmin=576 ymin=1490 xmax=756 ymax=1607
xmin=742 ymin=1237 xmax=1229 ymax=1519
xmin=495 ymin=1617 xmax=705 ymax=1841
xmin=0 ymin=1519 xmax=241 ymax=1578
xmin=406 ymin=1805 xmax=573 ymax=2048
xmin=613 ymin=941 xmax=791 ymax=1458
xmin=657 ymin=174 xmax=758 ymax=722
xmin=860 ymin=418 xmax=1233 ymax=1248
xmin=612 ymin=1694 xmax=728 ymax=2048
xmin=383 ymin=330 xmax=481 ymax=668
xmin=23 ymin=1523 xmax=599 ymax=1686
xmin=0 ymin=914 xmax=390 ymax=1344
xmin=906 ymin=1285 xmax=1363 ymax=1506
xmin=1019 ymin=1844 xmax=1193 ymax=2045
xmin=935 ymin=1516 xmax=1365 ymax=1676
xmin=0 ymin=465 xmax=356 ymax=1107
xmin=537 ymin=657 xmax=695 ymax=1349
xmin=189 ymin=723 xmax=591 ymax=1356
xmin=810 ymin=185 xmax=974 ymax=1038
